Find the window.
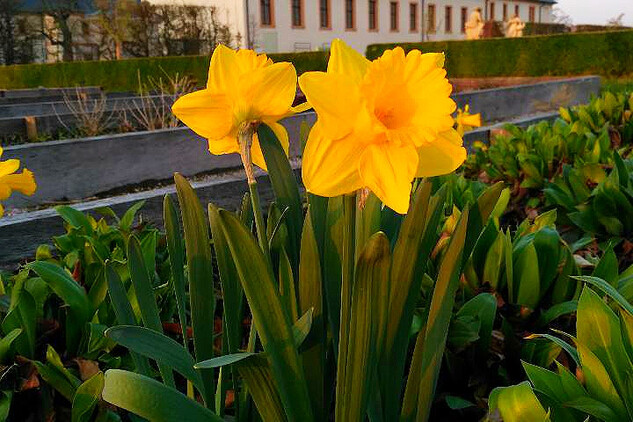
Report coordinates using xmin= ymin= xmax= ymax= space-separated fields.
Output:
xmin=291 ymin=0 xmax=303 ymax=27
xmin=320 ymin=0 xmax=330 ymax=28
xmin=369 ymin=0 xmax=378 ymax=30
xmin=489 ymin=2 xmax=495 ymax=20
xmin=427 ymin=4 xmax=436 ymax=33
xmin=445 ymin=6 xmax=452 ymax=33
xmin=529 ymin=6 xmax=535 ymax=22
xmin=260 ymin=0 xmax=274 ymax=26
xmin=503 ymin=3 xmax=508 ymax=20
xmin=515 ymin=5 xmax=520 ymax=17
xmin=390 ymin=1 xmax=399 ymax=31
xmin=345 ymin=0 xmax=355 ymax=29
xmin=409 ymin=3 xmax=418 ymax=31
xmin=461 ymin=7 xmax=467 ymax=33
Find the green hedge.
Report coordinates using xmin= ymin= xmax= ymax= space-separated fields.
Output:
xmin=0 ymin=51 xmax=328 ymax=92
xmin=1 ymin=30 xmax=631 ymax=91
xmin=366 ymin=30 xmax=633 ymax=78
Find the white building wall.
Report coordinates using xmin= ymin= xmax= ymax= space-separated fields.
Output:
xmin=210 ymin=0 xmax=555 ymax=54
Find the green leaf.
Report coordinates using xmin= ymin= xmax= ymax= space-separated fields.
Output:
xmin=513 ymin=242 xmax=540 ymax=309
xmin=56 ymin=205 xmax=93 ymax=235
xmin=298 ymin=210 xmax=325 ymax=420
xmin=196 ymin=353 xmax=258 ymax=369
xmin=576 ymin=287 xmax=633 ymax=417
xmin=1 ymin=291 xmax=35 ymax=359
xmin=488 ymin=382 xmax=550 ymax=422
xmin=174 ymin=173 xmax=216 ymax=407
xmin=119 ymin=201 xmax=146 ymax=232
xmin=337 ymin=232 xmax=390 ymax=422
xmin=445 ymin=395 xmax=475 ymax=410
xmin=105 ymin=263 xmax=151 ymax=376
xmin=537 ymin=301 xmax=578 ymax=328
xmin=102 ymin=370 xmax=222 ymax=422
xmin=527 ymin=333 xmax=580 ymax=366
xmin=209 ymin=207 xmax=314 ymax=421
xmin=234 ymin=355 xmax=288 ymax=422
xmin=105 ymin=326 xmax=204 ymax=393
xmin=258 ymin=124 xmax=303 ymax=274
xmin=27 ymin=261 xmax=91 ymax=354
xmin=35 ymin=345 xmax=81 ymax=401
xmin=72 ymin=372 xmax=104 ymax=422
xmin=323 ymin=196 xmax=344 ymax=347
xmin=127 ymin=236 xmax=175 ymax=388
xmin=415 ymin=207 xmax=470 ymax=422
xmin=163 ymin=195 xmax=188 ymax=344
xmin=565 ymin=396 xmax=621 ymax=422
xmin=0 ymin=328 xmax=22 ymax=363
xmin=456 ymin=293 xmax=497 ymax=355
xmin=575 ymin=276 xmax=633 ymax=315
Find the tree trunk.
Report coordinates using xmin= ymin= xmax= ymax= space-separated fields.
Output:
xmin=57 ymin=14 xmax=73 ymax=61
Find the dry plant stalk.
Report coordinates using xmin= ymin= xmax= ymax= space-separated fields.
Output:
xmin=121 ymin=69 xmax=196 ymax=132
xmin=57 ymin=87 xmax=116 ymax=138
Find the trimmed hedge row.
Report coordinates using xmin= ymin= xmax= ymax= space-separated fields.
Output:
xmin=0 ymin=30 xmax=631 ymax=91
xmin=367 ymin=30 xmax=633 ymax=78
xmin=0 ymin=51 xmax=328 ymax=92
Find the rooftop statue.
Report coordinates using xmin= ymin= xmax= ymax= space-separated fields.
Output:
xmin=505 ymin=14 xmax=526 ymax=38
xmin=465 ymin=8 xmax=485 ymax=40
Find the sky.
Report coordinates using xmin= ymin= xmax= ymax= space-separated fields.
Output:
xmin=555 ymin=0 xmax=633 ymax=27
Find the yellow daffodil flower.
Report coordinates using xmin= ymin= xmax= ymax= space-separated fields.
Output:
xmin=455 ymin=105 xmax=482 ymax=136
xmin=172 ymin=44 xmax=307 ymax=182
xmin=0 ymin=147 xmax=36 ymax=217
xmin=298 ymin=39 xmax=466 ymax=214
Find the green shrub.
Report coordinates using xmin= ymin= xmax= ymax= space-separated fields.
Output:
xmin=367 ymin=30 xmax=633 ymax=78
xmin=0 ymin=51 xmax=328 ymax=92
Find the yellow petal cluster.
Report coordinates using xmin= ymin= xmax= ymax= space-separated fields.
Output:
xmin=299 ymin=39 xmax=467 ymax=214
xmin=0 ymin=147 xmax=36 ymax=217
xmin=455 ymin=105 xmax=482 ymax=136
xmin=172 ymin=44 xmax=305 ymax=170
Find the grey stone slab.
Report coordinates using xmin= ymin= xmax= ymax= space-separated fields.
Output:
xmin=0 ymin=86 xmax=102 ymax=99
xmin=2 ymin=112 xmax=315 ymax=209
xmin=0 ymin=170 xmax=298 ymax=269
xmin=0 ymin=94 xmax=171 ymax=118
xmin=453 ymin=76 xmax=600 ymax=123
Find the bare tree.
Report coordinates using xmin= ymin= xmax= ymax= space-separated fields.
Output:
xmin=607 ymin=13 xmax=625 ymax=27
xmin=552 ymin=7 xmax=573 ymax=26
xmin=40 ymin=0 xmax=83 ymax=61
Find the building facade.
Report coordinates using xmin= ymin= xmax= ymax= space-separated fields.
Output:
xmin=214 ymin=0 xmax=556 ymax=53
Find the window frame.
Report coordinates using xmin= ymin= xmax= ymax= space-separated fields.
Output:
xmin=529 ymin=6 xmax=535 ymax=22
xmin=368 ymin=0 xmax=379 ymax=32
xmin=390 ymin=1 xmax=399 ymax=32
xmin=489 ymin=2 xmax=495 ymax=21
xmin=291 ymin=0 xmax=304 ymax=28
xmin=503 ymin=3 xmax=508 ymax=21
xmin=319 ymin=0 xmax=331 ymax=30
xmin=445 ymin=5 xmax=452 ymax=33
xmin=260 ymin=0 xmax=275 ymax=27
xmin=345 ymin=0 xmax=356 ymax=30
xmin=460 ymin=6 xmax=467 ymax=34
xmin=409 ymin=2 xmax=418 ymax=32
xmin=427 ymin=3 xmax=436 ymax=33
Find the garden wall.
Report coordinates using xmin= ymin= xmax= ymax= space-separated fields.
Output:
xmin=367 ymin=30 xmax=633 ymax=78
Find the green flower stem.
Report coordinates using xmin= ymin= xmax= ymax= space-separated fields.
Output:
xmin=335 ymin=193 xmax=357 ymax=419
xmin=248 ymin=181 xmax=271 ymax=263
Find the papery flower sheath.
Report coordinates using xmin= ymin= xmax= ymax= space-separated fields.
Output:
xmin=299 ymin=39 xmax=467 ymax=214
xmin=0 ymin=147 xmax=36 ymax=217
xmin=172 ymin=44 xmax=306 ymax=171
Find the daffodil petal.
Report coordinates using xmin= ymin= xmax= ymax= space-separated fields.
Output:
xmin=172 ymin=89 xmax=233 ymax=140
xmin=207 ymin=44 xmax=240 ymax=97
xmin=299 ymin=71 xmax=363 ymax=140
xmin=301 ymin=122 xmax=364 ymax=197
xmin=0 ymin=203 xmax=4 ymax=218
xmin=358 ymin=143 xmax=418 ymax=214
xmin=251 ymin=122 xmax=290 ymax=170
xmin=208 ymin=134 xmax=239 ymax=156
xmin=0 ymin=159 xmax=20 ymax=177
xmin=0 ymin=169 xmax=36 ymax=199
xmin=245 ymin=62 xmax=297 ymax=121
xmin=416 ymin=129 xmax=467 ymax=177
xmin=328 ymin=39 xmax=370 ymax=84
xmin=291 ymin=102 xmax=312 ymax=114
